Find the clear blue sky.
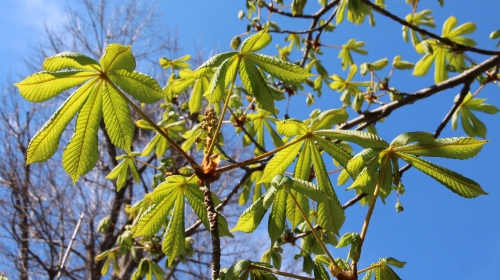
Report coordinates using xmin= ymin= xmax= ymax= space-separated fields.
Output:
xmin=1 ymin=1 xmax=499 ymax=279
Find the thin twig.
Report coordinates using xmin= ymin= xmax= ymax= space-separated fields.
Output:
xmin=361 ymin=0 xmax=500 ymax=56
xmin=56 ymin=212 xmax=84 ymax=280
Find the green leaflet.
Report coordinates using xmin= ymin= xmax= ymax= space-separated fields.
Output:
xmin=290 ymin=178 xmax=329 ymax=203
xmin=43 ymin=52 xmax=100 ymax=71
xmin=259 ymin=140 xmax=303 ymax=183
xmin=109 ymin=70 xmax=165 ymax=104
xmin=293 ymin=139 xmax=313 ymax=181
xmin=189 ymin=77 xmax=209 ymax=113
xmin=231 ymin=196 xmax=267 ymax=233
xmin=397 ymin=153 xmax=487 ymax=198
xmin=347 ymin=159 xmax=379 ymax=196
xmin=336 ymin=232 xmax=361 ymax=262
xmin=106 ymin=155 xmax=141 ymax=191
xmin=312 ymin=136 xmax=352 ymax=169
xmin=309 ymin=108 xmax=349 ymax=131
xmin=193 ymin=51 xmax=238 ymax=78
xmin=363 ymin=257 xmax=406 ymax=280
xmin=101 ymin=82 xmax=134 ymax=151
xmin=394 ymin=137 xmax=487 ymax=159
xmin=207 ymin=56 xmax=237 ymax=103
xmin=239 ymin=58 xmax=275 ymax=112
xmin=287 ymin=140 xmax=312 ymax=229
xmin=26 ymin=79 xmax=95 ymax=164
xmin=346 ymin=147 xmax=385 ymax=177
xmin=245 ymin=53 xmax=312 ymax=85
xmin=276 ymin=119 xmax=308 ymax=136
xmin=100 ymin=44 xmax=136 ymax=72
xmin=378 ymin=155 xmax=394 ymax=202
xmin=263 ymin=118 xmax=285 ymax=148
xmin=390 ymin=131 xmax=435 ymax=147
xmin=16 ymin=71 xmax=96 ymax=102
xmin=240 ymin=29 xmax=272 ymax=53
xmin=268 ymin=188 xmax=287 ymax=244
xmin=375 ymin=265 xmax=401 ymax=280
xmin=310 ymin=143 xmax=345 ymax=235
xmin=223 ymin=261 xmax=277 ymax=280
xmin=184 ymin=186 xmax=233 ymax=237
xmin=133 ymin=190 xmax=178 ymax=238
xmin=314 ymin=129 xmax=389 ymax=148
xmin=162 ymin=191 xmax=185 ymax=266
xmin=151 ymin=175 xmax=189 ymax=203
xmin=62 ymin=84 xmax=102 ymax=183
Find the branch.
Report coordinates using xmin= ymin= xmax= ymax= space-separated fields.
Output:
xmin=56 ymin=212 xmax=85 ymax=279
xmin=362 ymin=0 xmax=500 ymax=55
xmin=399 ymin=81 xmax=472 ymax=175
xmin=202 ymin=180 xmax=220 ymax=280
xmin=337 ymin=54 xmax=500 ymax=130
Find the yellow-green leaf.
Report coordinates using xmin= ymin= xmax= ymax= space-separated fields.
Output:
xmin=26 ymin=79 xmax=96 ymax=164
xmin=62 ymin=84 xmax=102 ymax=183
xmin=16 ymin=71 xmax=96 ymax=102
xmin=109 ymin=70 xmax=165 ymax=104
xmin=245 ymin=53 xmax=312 ymax=85
xmin=397 ymin=153 xmax=487 ymax=198
xmin=43 ymin=52 xmax=100 ymax=71
xmin=100 ymin=44 xmax=136 ymax=72
xmin=240 ymin=29 xmax=272 ymax=53
xmin=101 ymin=82 xmax=134 ymax=151
xmin=163 ymin=191 xmax=185 ymax=266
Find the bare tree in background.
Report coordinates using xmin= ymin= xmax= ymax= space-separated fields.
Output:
xmin=0 ymin=0 xmax=176 ymax=279
xmin=0 ymin=1 xmax=257 ymax=279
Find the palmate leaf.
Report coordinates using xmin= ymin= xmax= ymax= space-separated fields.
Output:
xmin=452 ymin=93 xmax=499 ymax=138
xmin=16 ymin=44 xmax=167 ymax=183
xmin=396 ymin=153 xmax=487 ymax=198
xmin=413 ymin=16 xmax=477 ymax=83
xmin=194 ymin=29 xmax=310 ymax=115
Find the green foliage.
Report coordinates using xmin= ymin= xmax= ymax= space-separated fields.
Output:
xmin=16 ymin=44 xmax=165 ymax=182
xmin=452 ymin=93 xmax=500 ymax=138
xmin=16 ymin=3 xmax=496 ymax=279
xmin=413 ymin=16 xmax=477 ymax=83
xmin=362 ymin=257 xmax=406 ymax=280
